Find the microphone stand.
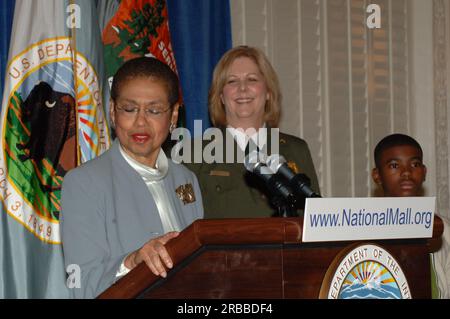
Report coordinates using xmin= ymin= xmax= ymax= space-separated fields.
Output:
xmin=270 ymin=195 xmax=298 ymax=217
xmin=244 ymin=151 xmax=302 ymax=217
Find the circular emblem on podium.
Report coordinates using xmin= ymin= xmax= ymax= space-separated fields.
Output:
xmin=319 ymin=244 xmax=411 ymax=299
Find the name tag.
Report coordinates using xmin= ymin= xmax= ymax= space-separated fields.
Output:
xmin=209 ymin=170 xmax=230 ymax=177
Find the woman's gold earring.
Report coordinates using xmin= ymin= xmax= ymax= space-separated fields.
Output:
xmin=169 ymin=122 xmax=176 ymax=133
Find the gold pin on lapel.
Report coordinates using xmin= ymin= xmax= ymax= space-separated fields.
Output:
xmin=209 ymin=170 xmax=230 ymax=177
xmin=175 ymin=183 xmax=196 ymax=205
xmin=287 ymin=161 xmax=300 ymax=174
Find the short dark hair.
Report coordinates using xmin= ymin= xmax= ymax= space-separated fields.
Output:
xmin=110 ymin=57 xmax=179 ymax=106
xmin=374 ymin=133 xmax=423 ymax=168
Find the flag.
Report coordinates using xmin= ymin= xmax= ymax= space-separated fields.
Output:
xmin=0 ymin=0 xmax=15 ymax=107
xmin=100 ymin=0 xmax=232 ymax=133
xmin=166 ymin=0 xmax=232 ymax=134
xmin=101 ymin=0 xmax=183 ymax=124
xmin=102 ymin=0 xmax=178 ymax=78
xmin=0 ymin=0 xmax=110 ymax=298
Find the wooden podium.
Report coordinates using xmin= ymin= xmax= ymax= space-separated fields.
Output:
xmin=98 ymin=216 xmax=443 ymax=299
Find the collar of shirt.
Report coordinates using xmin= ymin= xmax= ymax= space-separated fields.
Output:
xmin=226 ymin=124 xmax=267 ymax=152
xmin=118 ymin=143 xmax=181 ymax=233
xmin=118 ymin=144 xmax=169 ymax=183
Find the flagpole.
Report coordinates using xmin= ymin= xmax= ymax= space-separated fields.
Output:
xmin=69 ymin=0 xmax=81 ymax=166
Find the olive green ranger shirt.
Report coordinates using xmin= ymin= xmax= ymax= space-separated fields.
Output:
xmin=182 ymin=128 xmax=320 ymax=219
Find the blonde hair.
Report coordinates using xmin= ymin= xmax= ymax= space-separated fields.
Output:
xmin=209 ymin=46 xmax=281 ymax=128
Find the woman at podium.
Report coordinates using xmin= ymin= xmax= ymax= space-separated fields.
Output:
xmin=60 ymin=57 xmax=204 ymax=298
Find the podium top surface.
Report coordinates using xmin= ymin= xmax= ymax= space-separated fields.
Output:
xmin=98 ymin=216 xmax=443 ymax=299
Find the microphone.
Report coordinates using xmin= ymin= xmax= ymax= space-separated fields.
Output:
xmin=266 ymin=154 xmax=321 ymax=198
xmin=244 ymin=150 xmax=296 ymax=203
xmin=244 ymin=149 xmax=267 ymax=172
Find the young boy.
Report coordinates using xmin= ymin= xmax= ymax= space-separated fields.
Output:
xmin=372 ymin=133 xmax=450 ymax=298
xmin=372 ymin=133 xmax=426 ymax=197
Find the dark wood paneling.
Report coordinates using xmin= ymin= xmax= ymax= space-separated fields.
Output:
xmin=143 ymin=248 xmax=283 ymax=299
xmin=98 ymin=216 xmax=443 ymax=299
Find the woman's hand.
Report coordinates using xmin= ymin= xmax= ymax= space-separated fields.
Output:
xmin=124 ymin=231 xmax=179 ymax=277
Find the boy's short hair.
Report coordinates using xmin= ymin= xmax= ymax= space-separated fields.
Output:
xmin=374 ymin=133 xmax=423 ymax=168
xmin=110 ymin=56 xmax=179 ymax=107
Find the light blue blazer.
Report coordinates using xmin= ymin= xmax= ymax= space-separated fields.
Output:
xmin=61 ymin=140 xmax=204 ymax=298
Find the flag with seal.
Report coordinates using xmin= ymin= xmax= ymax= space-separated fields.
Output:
xmin=0 ymin=0 xmax=110 ymax=298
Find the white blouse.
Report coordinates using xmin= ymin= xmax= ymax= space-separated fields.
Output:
xmin=115 ymin=144 xmax=182 ymax=278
